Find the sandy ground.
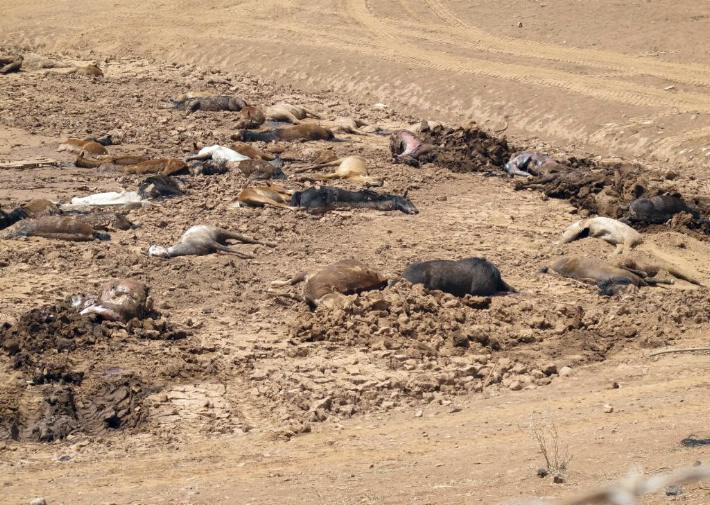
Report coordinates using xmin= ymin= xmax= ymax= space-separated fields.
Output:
xmin=1 ymin=2 xmax=710 ymax=504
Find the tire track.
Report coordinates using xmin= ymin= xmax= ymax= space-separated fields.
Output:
xmin=396 ymin=0 xmax=428 ymax=22
xmin=652 ymin=125 xmax=710 ymax=151
xmin=420 ymin=0 xmax=710 ymax=88
xmin=422 ymin=0 xmax=466 ymax=28
xmin=343 ymin=0 xmax=710 ymax=114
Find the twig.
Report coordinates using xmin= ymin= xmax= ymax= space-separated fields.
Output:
xmin=649 ymin=347 xmax=710 ymax=357
xmin=494 ymin=119 xmax=509 ymax=133
xmin=528 ymin=415 xmax=571 ymax=475
xmin=482 ymin=362 xmax=497 ymax=390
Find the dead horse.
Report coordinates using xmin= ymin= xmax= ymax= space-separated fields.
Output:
xmin=290 ymin=187 xmax=418 ymax=214
xmin=3 ymin=216 xmax=110 ymax=241
xmin=271 ymin=259 xmax=387 ymax=309
xmin=237 ymin=124 xmax=335 ymax=142
xmin=148 ymin=225 xmax=275 ymax=258
xmin=403 ymin=257 xmax=515 ymax=297
xmin=541 ymin=256 xmax=672 ymax=295
xmin=79 ymin=279 xmax=149 ymax=322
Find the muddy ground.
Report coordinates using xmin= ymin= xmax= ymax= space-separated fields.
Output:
xmin=0 ymin=51 xmax=709 ymax=505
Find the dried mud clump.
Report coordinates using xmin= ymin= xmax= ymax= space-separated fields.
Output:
xmin=242 ymin=282 xmax=709 ymax=430
xmin=245 ymin=285 xmax=560 ymax=427
xmin=80 ymin=376 xmax=151 ymax=432
xmin=291 ymin=283 xmax=494 ymax=355
xmin=1 ymin=302 xmax=186 ymax=377
xmin=27 ymin=386 xmax=79 ymax=442
xmin=422 ymin=123 xmax=513 ymax=174
xmin=0 ymin=303 xmax=187 ymax=441
xmin=515 ymin=161 xmax=647 ymax=216
xmin=22 ymin=376 xmax=151 ymax=442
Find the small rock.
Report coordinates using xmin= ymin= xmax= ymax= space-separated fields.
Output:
xmin=559 ymin=366 xmax=573 ymax=377
xmin=603 ymin=404 xmax=614 ymax=413
xmin=542 ymin=363 xmax=557 ymax=375
xmin=508 ymin=380 xmax=523 ymax=391
xmin=30 ymin=498 xmax=47 ymax=505
xmin=531 ymin=369 xmax=545 ymax=379
xmin=535 ymin=377 xmax=552 ymax=386
xmin=414 ymin=409 xmax=423 ymax=418
xmin=553 ymin=474 xmax=565 ymax=484
xmin=536 ymin=468 xmax=549 ymax=478
xmin=517 ymin=21 xmax=523 ymax=28
xmin=448 ymin=405 xmax=461 ymax=414
xmin=311 ymin=397 xmax=332 ymax=412
xmin=611 ymin=381 xmax=620 ymax=389
xmin=497 ymin=358 xmax=512 ymax=371
xmin=511 ymin=363 xmax=528 ymax=374
xmin=665 ymin=485 xmax=682 ymax=496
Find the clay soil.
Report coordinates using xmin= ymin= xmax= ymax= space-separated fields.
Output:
xmin=1 ymin=2 xmax=709 ymax=504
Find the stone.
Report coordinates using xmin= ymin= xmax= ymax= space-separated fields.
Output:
xmin=511 ymin=363 xmax=528 ymax=374
xmin=542 ymin=363 xmax=557 ymax=375
xmin=508 ymin=380 xmax=523 ymax=391
xmin=665 ymin=485 xmax=682 ymax=496
xmin=497 ymin=358 xmax=512 ymax=371
xmin=559 ymin=366 xmax=573 ymax=377
xmin=603 ymin=403 xmax=614 ymax=413
xmin=30 ymin=499 xmax=47 ymax=505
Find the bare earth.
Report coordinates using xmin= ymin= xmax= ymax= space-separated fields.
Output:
xmin=0 ymin=2 xmax=709 ymax=504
